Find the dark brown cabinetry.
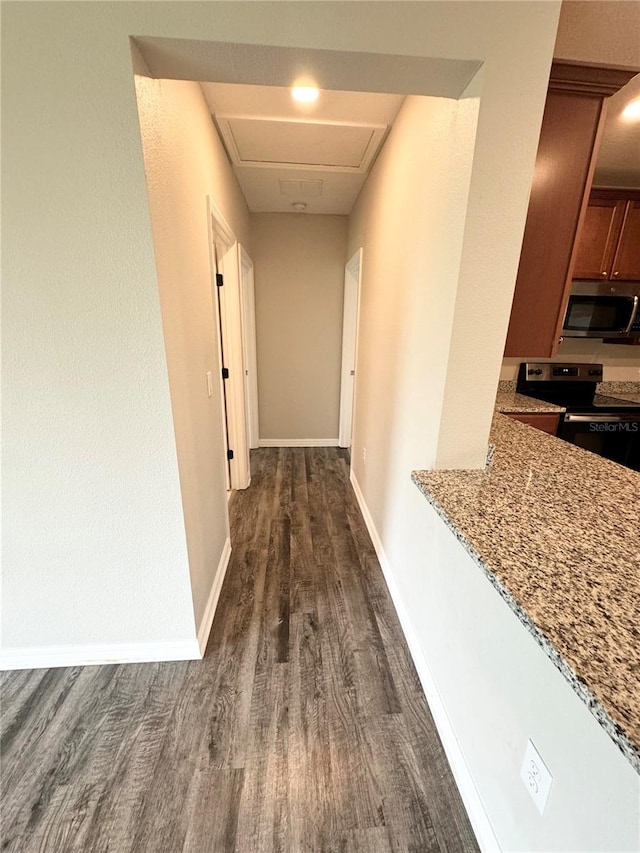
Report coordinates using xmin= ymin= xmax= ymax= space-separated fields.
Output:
xmin=573 ymin=189 xmax=640 ymax=282
xmin=504 ymin=413 xmax=560 ymax=435
xmin=504 ymin=63 xmax=636 ymax=358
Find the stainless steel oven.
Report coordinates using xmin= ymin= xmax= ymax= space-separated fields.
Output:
xmin=560 ymin=413 xmax=640 ymax=471
xmin=562 ymin=282 xmax=640 ymax=339
xmin=517 ymin=362 xmax=640 ymax=473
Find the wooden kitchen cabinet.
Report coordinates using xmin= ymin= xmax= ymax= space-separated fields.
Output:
xmin=611 ymin=198 xmax=640 ymax=281
xmin=572 ymin=189 xmax=640 ymax=282
xmin=504 ymin=413 xmax=560 ymax=435
xmin=503 ymin=62 xmax=635 ymax=359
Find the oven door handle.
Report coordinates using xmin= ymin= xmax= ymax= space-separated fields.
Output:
xmin=624 ymin=295 xmax=639 ymax=335
xmin=564 ymin=413 xmax=640 ymax=423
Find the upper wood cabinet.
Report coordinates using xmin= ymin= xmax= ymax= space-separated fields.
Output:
xmin=611 ymin=197 xmax=640 ymax=282
xmin=572 ymin=189 xmax=640 ymax=282
xmin=503 ymin=62 xmax=636 ymax=358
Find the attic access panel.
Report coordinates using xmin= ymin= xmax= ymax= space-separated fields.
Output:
xmin=216 ymin=116 xmax=388 ymax=173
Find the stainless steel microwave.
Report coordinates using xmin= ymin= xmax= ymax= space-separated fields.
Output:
xmin=562 ymin=282 xmax=640 ymax=339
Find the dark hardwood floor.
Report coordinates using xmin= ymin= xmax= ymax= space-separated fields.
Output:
xmin=1 ymin=448 xmax=478 ymax=852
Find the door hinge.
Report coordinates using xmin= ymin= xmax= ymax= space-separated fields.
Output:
xmin=227 ymin=449 xmax=234 ymax=461
xmin=222 ymin=367 xmax=229 ymax=380
xmin=216 ymin=273 xmax=224 ymax=287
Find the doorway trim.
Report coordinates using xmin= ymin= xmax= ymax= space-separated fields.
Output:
xmin=207 ymin=195 xmax=250 ymax=491
xmin=338 ymin=248 xmax=363 ymax=449
xmin=240 ymin=246 xmax=260 ymax=450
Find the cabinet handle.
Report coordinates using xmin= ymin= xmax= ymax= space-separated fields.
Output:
xmin=601 ymin=271 xmax=608 ymax=276
xmin=613 ymin=271 xmax=620 ymax=277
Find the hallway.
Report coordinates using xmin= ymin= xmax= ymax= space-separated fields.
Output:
xmin=1 ymin=449 xmax=478 ymax=852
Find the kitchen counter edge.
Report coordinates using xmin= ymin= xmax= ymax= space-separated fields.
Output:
xmin=411 ymin=415 xmax=640 ymax=776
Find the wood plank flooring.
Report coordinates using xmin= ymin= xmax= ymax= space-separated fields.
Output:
xmin=1 ymin=448 xmax=479 ymax=852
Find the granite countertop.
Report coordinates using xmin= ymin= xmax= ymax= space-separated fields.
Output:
xmin=593 ymin=394 xmax=640 ymax=408
xmin=598 ymin=381 xmax=640 ymax=406
xmin=412 ymin=414 xmax=640 ymax=773
xmin=495 ymin=381 xmax=565 ymax=414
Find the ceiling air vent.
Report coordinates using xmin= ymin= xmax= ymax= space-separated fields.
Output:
xmin=279 ymin=179 xmax=324 ymax=198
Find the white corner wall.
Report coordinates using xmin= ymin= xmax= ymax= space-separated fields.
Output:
xmin=2 ymin=0 xmax=560 ymax=675
xmin=1 ymin=11 xmax=198 ymax=663
xmin=342 ymin=9 xmax=639 ymax=848
xmin=250 ymin=214 xmax=348 ymax=443
xmin=353 ymin=478 xmax=640 ymax=851
xmin=347 ymin=92 xmax=480 ymax=491
xmin=134 ymin=76 xmax=250 ymax=641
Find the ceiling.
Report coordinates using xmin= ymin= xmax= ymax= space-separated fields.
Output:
xmin=200 ymin=82 xmax=405 ymax=215
xmin=593 ymin=72 xmax=640 ymax=188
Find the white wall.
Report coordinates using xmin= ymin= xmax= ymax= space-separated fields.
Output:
xmin=2 ymin=1 xmax=560 ymax=670
xmin=347 ymin=94 xmax=479 ymax=530
xmin=390 ymin=487 xmax=640 ymax=851
xmin=2 ymin=12 xmax=198 ymax=659
xmin=340 ymin=5 xmax=640 ymax=845
xmin=134 ymin=76 xmax=251 ymax=635
xmin=251 ymin=214 xmax=347 ymax=443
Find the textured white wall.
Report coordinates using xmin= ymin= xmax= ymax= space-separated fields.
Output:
xmin=251 ymin=214 xmax=348 ymax=442
xmin=2 ymin=1 xmax=560 ymax=663
xmin=347 ymin=94 xmax=479 ymax=528
xmin=400 ymin=488 xmax=640 ymax=851
xmin=134 ymin=76 xmax=250 ymax=633
xmin=2 ymin=9 xmax=197 ymax=651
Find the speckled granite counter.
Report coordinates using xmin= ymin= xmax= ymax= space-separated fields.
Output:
xmin=593 ymin=394 xmax=640 ymax=408
xmin=494 ymin=389 xmax=565 ymax=414
xmin=412 ymin=414 xmax=640 ymax=773
xmin=598 ymin=381 xmax=640 ymax=406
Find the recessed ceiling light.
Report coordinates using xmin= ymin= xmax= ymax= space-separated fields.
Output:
xmin=292 ymin=86 xmax=319 ymax=103
xmin=622 ymin=98 xmax=640 ymax=121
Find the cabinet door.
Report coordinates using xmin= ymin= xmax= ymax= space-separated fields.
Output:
xmin=571 ymin=199 xmax=624 ymax=280
xmin=503 ymin=62 xmax=636 ymax=359
xmin=610 ymin=201 xmax=640 ymax=282
xmin=504 ymin=413 xmax=560 ymax=435
xmin=503 ymin=90 xmax=606 ymax=358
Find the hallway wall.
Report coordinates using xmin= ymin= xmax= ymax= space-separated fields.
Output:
xmin=251 ymin=213 xmax=348 ymax=444
xmin=347 ymin=93 xmax=479 ymax=524
xmin=2 ymin=0 xmax=560 ymax=675
xmin=134 ymin=75 xmax=251 ymax=636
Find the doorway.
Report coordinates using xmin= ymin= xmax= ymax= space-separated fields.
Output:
xmin=339 ymin=248 xmax=363 ymax=450
xmin=240 ymin=247 xmax=260 ymax=451
xmin=207 ymin=196 xmax=253 ymax=491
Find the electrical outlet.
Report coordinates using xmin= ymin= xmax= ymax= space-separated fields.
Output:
xmin=362 ymin=446 xmax=367 ymax=465
xmin=206 ymin=371 xmax=213 ymax=398
xmin=520 ymin=740 xmax=553 ymax=815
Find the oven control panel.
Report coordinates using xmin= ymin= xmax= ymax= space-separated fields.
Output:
xmin=521 ymin=363 xmax=603 ymax=383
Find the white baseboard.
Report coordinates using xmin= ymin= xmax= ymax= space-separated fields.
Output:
xmin=197 ymin=536 xmax=232 ymax=656
xmin=258 ymin=438 xmax=339 ymax=447
xmin=0 ymin=639 xmax=201 ymax=672
xmin=349 ymin=470 xmax=501 ymax=853
xmin=0 ymin=537 xmax=234 ymax=672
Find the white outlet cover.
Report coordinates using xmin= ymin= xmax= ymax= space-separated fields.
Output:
xmin=206 ymin=371 xmax=213 ymax=398
xmin=520 ymin=739 xmax=553 ymax=815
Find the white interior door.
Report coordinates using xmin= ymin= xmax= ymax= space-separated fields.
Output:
xmin=339 ymin=248 xmax=363 ymax=449
xmin=240 ymin=247 xmax=260 ymax=450
xmin=208 ymin=196 xmax=251 ymax=491
xmin=212 ymin=246 xmax=232 ymax=491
